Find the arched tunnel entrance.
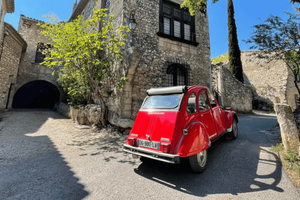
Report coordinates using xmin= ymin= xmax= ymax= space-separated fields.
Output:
xmin=12 ymin=80 xmax=60 ymax=109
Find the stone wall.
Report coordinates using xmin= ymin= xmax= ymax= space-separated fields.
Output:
xmin=15 ymin=15 xmax=62 ymax=98
xmin=241 ymin=51 xmax=299 ymax=110
xmin=0 ymin=23 xmax=26 ymax=110
xmin=123 ymin=0 xmax=211 ymax=119
xmin=212 ymin=65 xmax=252 ymax=113
xmin=56 ymin=102 xmax=70 ymax=118
xmin=67 ymin=0 xmax=211 ymax=122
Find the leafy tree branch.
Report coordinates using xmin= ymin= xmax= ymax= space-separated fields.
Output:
xmin=245 ymin=9 xmax=300 ymax=96
xmin=38 ymin=8 xmax=130 ymax=110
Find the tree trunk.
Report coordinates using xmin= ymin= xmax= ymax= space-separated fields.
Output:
xmin=275 ymin=104 xmax=300 ymax=155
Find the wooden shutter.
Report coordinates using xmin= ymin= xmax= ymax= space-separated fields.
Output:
xmin=164 ymin=17 xmax=171 ymax=35
xmin=174 ymin=20 xmax=181 ymax=38
xmin=184 ymin=24 xmax=191 ymax=41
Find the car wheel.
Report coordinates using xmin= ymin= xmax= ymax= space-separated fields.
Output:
xmin=226 ymin=118 xmax=238 ymax=140
xmin=189 ymin=149 xmax=208 ymax=173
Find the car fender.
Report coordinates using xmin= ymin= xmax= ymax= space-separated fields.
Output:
xmin=174 ymin=121 xmax=210 ymax=157
xmin=226 ymin=111 xmax=238 ymax=130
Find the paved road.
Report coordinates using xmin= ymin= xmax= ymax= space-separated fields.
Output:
xmin=0 ymin=110 xmax=300 ymax=200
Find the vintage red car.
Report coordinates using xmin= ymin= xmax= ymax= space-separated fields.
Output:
xmin=123 ymin=85 xmax=238 ymax=173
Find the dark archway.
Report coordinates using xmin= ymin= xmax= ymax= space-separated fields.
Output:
xmin=12 ymin=80 xmax=60 ymax=109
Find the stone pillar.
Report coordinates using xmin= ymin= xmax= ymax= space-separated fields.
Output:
xmin=121 ymin=48 xmax=142 ymax=118
xmin=275 ymin=104 xmax=300 ymax=155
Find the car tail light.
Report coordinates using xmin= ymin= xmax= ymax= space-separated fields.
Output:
xmin=128 ymin=138 xmax=136 ymax=146
xmin=161 ymin=143 xmax=170 ymax=153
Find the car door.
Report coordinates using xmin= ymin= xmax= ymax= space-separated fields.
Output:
xmin=198 ymin=90 xmax=218 ymax=140
xmin=207 ymin=90 xmax=226 ymax=135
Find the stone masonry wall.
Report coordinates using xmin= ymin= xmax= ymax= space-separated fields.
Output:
xmin=123 ymin=0 xmax=211 ymax=119
xmin=241 ymin=51 xmax=298 ymax=110
xmin=0 ymin=23 xmax=25 ymax=110
xmin=212 ymin=65 xmax=252 ymax=113
xmin=16 ymin=15 xmax=62 ymax=96
xmin=68 ymin=0 xmax=211 ymax=122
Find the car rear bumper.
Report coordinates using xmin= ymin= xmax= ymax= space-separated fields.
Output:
xmin=123 ymin=144 xmax=180 ymax=164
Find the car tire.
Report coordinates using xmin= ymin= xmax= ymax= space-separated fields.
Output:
xmin=226 ymin=118 xmax=238 ymax=140
xmin=189 ymin=149 xmax=208 ymax=173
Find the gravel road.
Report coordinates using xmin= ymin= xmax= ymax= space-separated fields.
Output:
xmin=0 ymin=110 xmax=300 ymax=200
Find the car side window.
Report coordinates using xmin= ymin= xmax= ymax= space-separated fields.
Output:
xmin=187 ymin=93 xmax=197 ymax=114
xmin=199 ymin=91 xmax=211 ymax=111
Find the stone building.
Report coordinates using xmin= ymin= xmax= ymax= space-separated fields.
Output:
xmin=0 ymin=0 xmax=24 ymax=111
xmin=0 ymin=22 xmax=26 ymax=110
xmin=0 ymin=0 xmax=15 ymax=46
xmin=70 ymin=0 xmax=211 ymax=120
xmin=11 ymin=15 xmax=62 ymax=109
xmin=213 ymin=51 xmax=299 ymax=111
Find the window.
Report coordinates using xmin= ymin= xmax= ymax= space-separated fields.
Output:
xmin=199 ymin=92 xmax=211 ymax=111
xmin=166 ymin=64 xmax=187 ymax=86
xmin=143 ymin=95 xmax=181 ymax=109
xmin=158 ymin=0 xmax=198 ymax=46
xmin=35 ymin=43 xmax=51 ymax=64
xmin=187 ymin=93 xmax=197 ymax=114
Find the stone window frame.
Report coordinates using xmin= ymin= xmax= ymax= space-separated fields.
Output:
xmin=162 ymin=61 xmax=191 ymax=87
xmin=158 ymin=0 xmax=199 ymax=46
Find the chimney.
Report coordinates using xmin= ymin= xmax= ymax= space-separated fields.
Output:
xmin=72 ymin=0 xmax=78 ymax=13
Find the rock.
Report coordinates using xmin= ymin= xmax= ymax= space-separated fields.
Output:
xmin=108 ymin=112 xmax=134 ymax=129
xmin=275 ymin=104 xmax=300 ymax=155
xmin=70 ymin=104 xmax=106 ymax=126
xmin=123 ymin=129 xmax=131 ymax=135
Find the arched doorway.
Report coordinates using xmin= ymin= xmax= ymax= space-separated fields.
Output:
xmin=166 ymin=64 xmax=187 ymax=86
xmin=12 ymin=80 xmax=60 ymax=109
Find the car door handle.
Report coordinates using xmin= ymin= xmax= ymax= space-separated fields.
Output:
xmin=201 ymin=114 xmax=203 ymax=117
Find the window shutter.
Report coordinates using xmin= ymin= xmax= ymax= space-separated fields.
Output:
xmin=174 ymin=20 xmax=181 ymax=38
xmin=184 ymin=24 xmax=191 ymax=41
xmin=164 ymin=17 xmax=171 ymax=35
xmin=174 ymin=8 xmax=181 ymax=18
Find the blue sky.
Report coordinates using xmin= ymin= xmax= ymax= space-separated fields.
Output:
xmin=4 ymin=0 xmax=298 ymax=58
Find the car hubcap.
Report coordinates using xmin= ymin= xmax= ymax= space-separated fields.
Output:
xmin=197 ymin=150 xmax=207 ymax=167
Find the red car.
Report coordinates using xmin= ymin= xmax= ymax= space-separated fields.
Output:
xmin=123 ymin=86 xmax=238 ymax=173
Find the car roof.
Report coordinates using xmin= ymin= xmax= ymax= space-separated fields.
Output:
xmin=188 ymin=85 xmax=208 ymax=92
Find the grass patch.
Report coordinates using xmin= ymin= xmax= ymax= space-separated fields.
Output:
xmin=270 ymin=143 xmax=284 ymax=152
xmin=211 ymin=53 xmax=229 ymax=65
xmin=271 ymin=143 xmax=300 ymax=190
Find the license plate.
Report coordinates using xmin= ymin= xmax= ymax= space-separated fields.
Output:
xmin=138 ymin=139 xmax=160 ymax=150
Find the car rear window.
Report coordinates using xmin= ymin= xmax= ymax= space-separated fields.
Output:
xmin=143 ymin=95 xmax=181 ymax=109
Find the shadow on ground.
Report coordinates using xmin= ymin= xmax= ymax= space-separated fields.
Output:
xmin=0 ymin=110 xmax=89 ymax=199
xmin=133 ymin=137 xmax=283 ymax=197
xmin=129 ymin=114 xmax=283 ymax=197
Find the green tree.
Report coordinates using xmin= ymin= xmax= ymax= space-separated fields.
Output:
xmin=228 ymin=0 xmax=243 ymax=83
xmin=181 ymin=0 xmax=218 ymax=16
xmin=38 ymin=8 xmax=130 ymax=111
xmin=181 ymin=0 xmax=299 ymax=16
xmin=245 ymin=9 xmax=300 ymax=96
xmin=291 ymin=0 xmax=300 ymax=3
